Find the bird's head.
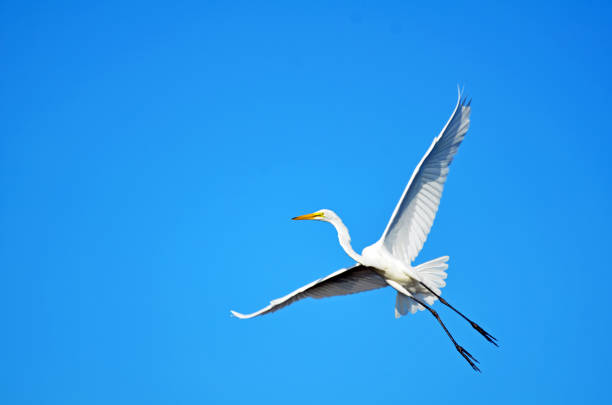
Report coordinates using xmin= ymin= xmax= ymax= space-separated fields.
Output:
xmin=292 ymin=209 xmax=338 ymax=223
xmin=292 ymin=209 xmax=352 ymax=249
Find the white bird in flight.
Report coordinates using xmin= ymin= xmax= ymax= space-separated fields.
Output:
xmin=231 ymin=90 xmax=497 ymax=371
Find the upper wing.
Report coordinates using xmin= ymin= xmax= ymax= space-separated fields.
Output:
xmin=380 ymin=92 xmax=471 ymax=264
xmin=230 ymin=265 xmax=387 ymax=319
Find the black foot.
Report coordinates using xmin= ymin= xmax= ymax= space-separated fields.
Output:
xmin=455 ymin=344 xmax=480 ymax=372
xmin=471 ymin=321 xmax=499 ymax=347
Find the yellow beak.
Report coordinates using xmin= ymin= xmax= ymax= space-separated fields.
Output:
xmin=292 ymin=211 xmax=324 ymax=220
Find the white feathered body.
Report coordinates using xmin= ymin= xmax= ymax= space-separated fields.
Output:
xmin=361 ymin=242 xmax=415 ymax=283
xmin=361 ymin=242 xmax=449 ymax=316
xmin=229 ymin=93 xmax=496 ymax=372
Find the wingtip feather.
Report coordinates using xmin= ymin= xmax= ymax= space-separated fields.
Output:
xmin=230 ymin=310 xmax=248 ymax=319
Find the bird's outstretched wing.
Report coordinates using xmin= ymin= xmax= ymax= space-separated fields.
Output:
xmin=230 ymin=265 xmax=387 ymax=319
xmin=380 ymin=91 xmax=471 ymax=264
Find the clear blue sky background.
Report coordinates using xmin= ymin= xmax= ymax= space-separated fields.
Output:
xmin=2 ymin=1 xmax=611 ymax=404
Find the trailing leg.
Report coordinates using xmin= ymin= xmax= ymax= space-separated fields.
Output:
xmin=408 ymin=294 xmax=480 ymax=372
xmin=418 ymin=280 xmax=498 ymax=346
xmin=386 ymin=280 xmax=480 ymax=372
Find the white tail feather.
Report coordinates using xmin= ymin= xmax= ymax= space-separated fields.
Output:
xmin=414 ymin=255 xmax=449 ymax=296
xmin=395 ymin=256 xmax=449 ymax=317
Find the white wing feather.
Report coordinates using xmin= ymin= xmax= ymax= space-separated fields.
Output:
xmin=380 ymin=92 xmax=471 ymax=264
xmin=230 ymin=265 xmax=387 ymax=319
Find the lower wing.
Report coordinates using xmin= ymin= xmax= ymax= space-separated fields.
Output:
xmin=230 ymin=265 xmax=387 ymax=319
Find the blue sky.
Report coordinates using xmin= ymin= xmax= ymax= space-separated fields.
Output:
xmin=1 ymin=1 xmax=611 ymax=404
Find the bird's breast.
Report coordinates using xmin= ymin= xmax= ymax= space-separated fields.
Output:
xmin=361 ymin=243 xmax=413 ymax=283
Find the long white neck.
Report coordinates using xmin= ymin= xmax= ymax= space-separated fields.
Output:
xmin=328 ymin=216 xmax=362 ymax=262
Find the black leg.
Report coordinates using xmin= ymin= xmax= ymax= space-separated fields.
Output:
xmin=408 ymin=295 xmax=481 ymax=372
xmin=418 ymin=281 xmax=498 ymax=347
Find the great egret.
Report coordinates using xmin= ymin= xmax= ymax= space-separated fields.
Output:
xmin=231 ymin=91 xmax=497 ymax=371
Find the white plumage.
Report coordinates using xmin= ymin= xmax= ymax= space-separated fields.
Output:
xmin=231 ymin=90 xmax=497 ymax=371
xmin=381 ymin=97 xmax=470 ymax=264
xmin=230 ymin=265 xmax=386 ymax=319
